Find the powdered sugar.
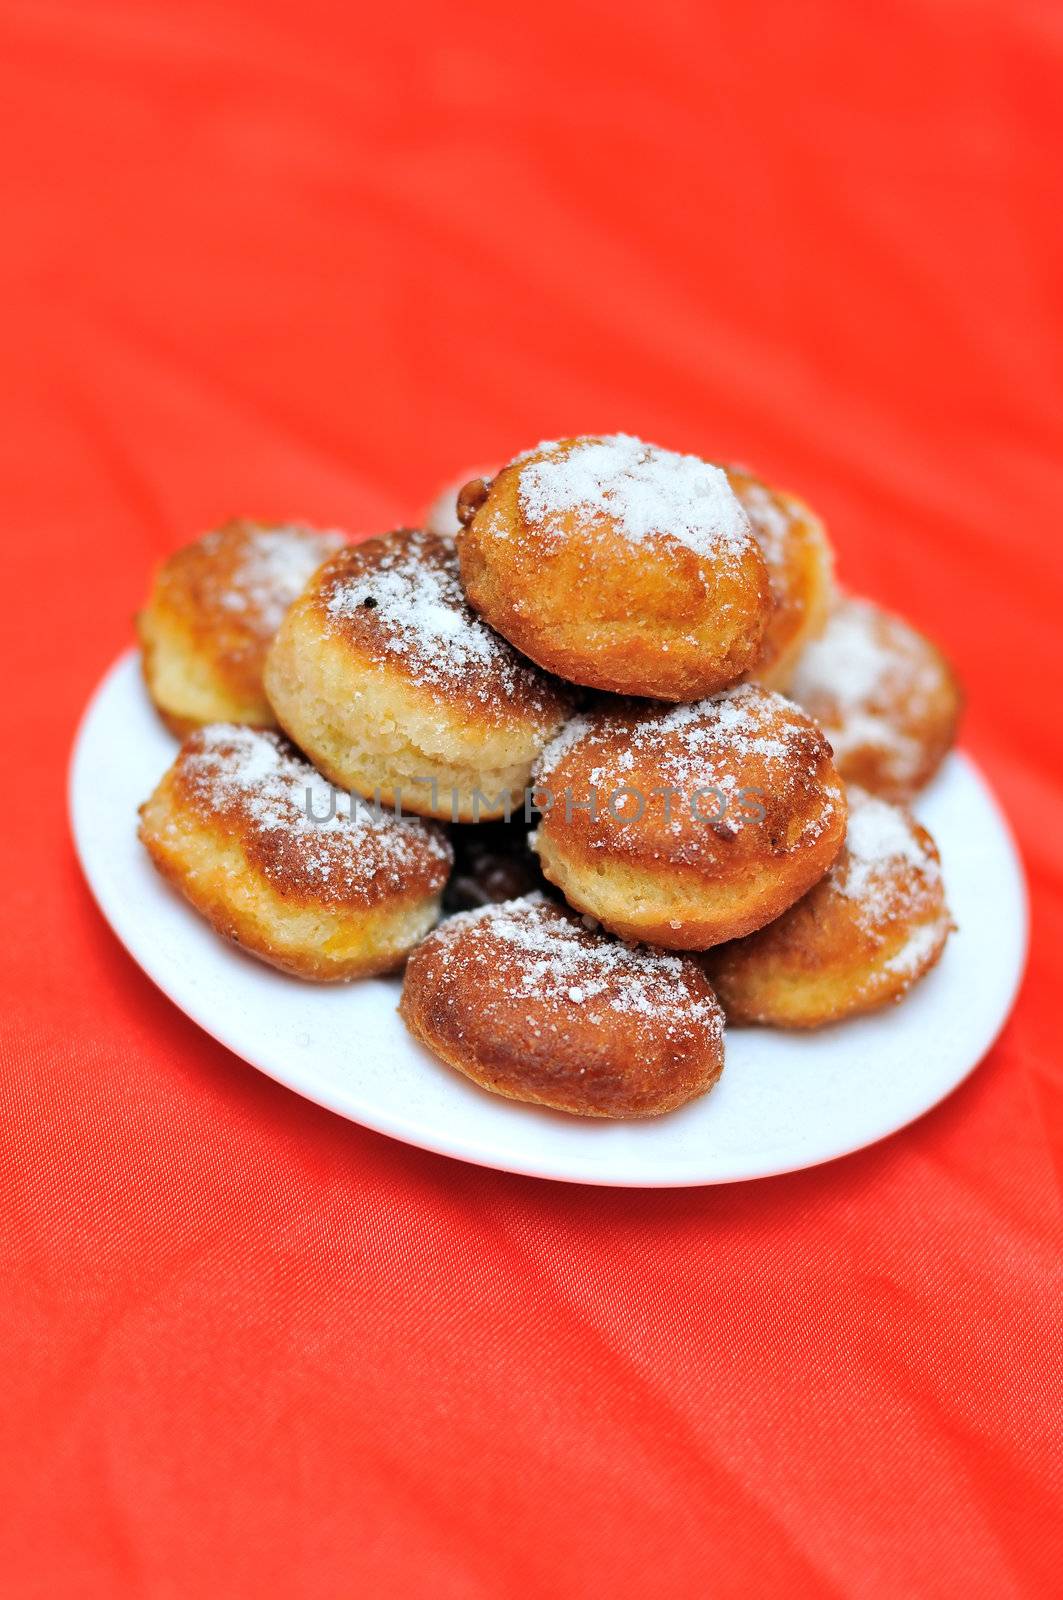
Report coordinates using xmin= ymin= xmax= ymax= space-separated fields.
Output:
xmin=433 ymin=896 xmax=722 ymax=1029
xmin=790 ymin=598 xmax=941 ymax=779
xmin=835 ymin=787 xmax=943 ymax=930
xmin=793 ymin=599 xmax=899 ymax=703
xmin=537 ymin=685 xmax=834 ymax=841
xmin=178 ymin=724 xmax=451 ymax=899
xmin=731 ymin=475 xmax=791 ymax=567
xmin=843 ymin=792 xmax=929 ymax=886
xmin=535 ymin=713 xmax=595 ymax=779
xmin=214 ymin=524 xmax=346 ymax=634
xmin=323 ymin=528 xmax=562 ymax=711
xmin=883 ymin=918 xmax=947 ymax=978
xmin=517 ymin=435 xmax=754 ymax=562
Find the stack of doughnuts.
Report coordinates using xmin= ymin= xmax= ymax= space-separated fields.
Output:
xmin=137 ymin=437 xmax=960 ymax=1118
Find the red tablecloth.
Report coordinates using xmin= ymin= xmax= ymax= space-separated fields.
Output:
xmin=2 ymin=2 xmax=1060 ymax=1593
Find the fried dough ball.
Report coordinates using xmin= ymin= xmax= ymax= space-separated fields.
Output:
xmin=263 ymin=528 xmax=576 ymax=823
xmin=706 ymin=787 xmax=952 ymax=1027
xmin=137 ymin=520 xmax=347 ymax=735
xmin=456 ymin=435 xmax=772 ymax=700
xmin=790 ymin=596 xmax=962 ymax=800
xmin=424 ymin=465 xmax=499 ymax=538
xmin=138 ymin=725 xmax=453 ymax=981
xmin=531 ymin=683 xmax=847 ymax=950
xmin=725 ymin=466 xmax=835 ymax=692
xmin=400 ymin=896 xmax=725 ymax=1118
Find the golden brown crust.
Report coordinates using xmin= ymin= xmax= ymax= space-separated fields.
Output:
xmin=706 ymin=787 xmax=952 ymax=1026
xmin=138 ymin=725 xmax=452 ymax=981
xmin=790 ymin=596 xmax=962 ymax=801
xmin=532 ymin=684 xmax=847 ymax=949
xmin=263 ymin=528 xmax=576 ymax=822
xmin=725 ymin=467 xmax=835 ymax=691
xmin=137 ymin=520 xmax=347 ymax=731
xmin=456 ymin=437 xmax=772 ymax=701
xmin=400 ymin=898 xmax=725 ymax=1118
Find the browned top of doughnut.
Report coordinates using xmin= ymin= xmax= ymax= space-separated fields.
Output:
xmin=402 ymin=896 xmax=723 ymax=1116
xmin=308 ymin=527 xmax=575 ymax=726
xmin=790 ymin=596 xmax=962 ymax=798
xmin=534 ymin=683 xmax=845 ymax=876
xmin=143 ymin=519 xmax=347 ymax=695
xmin=162 ymin=724 xmax=452 ymax=908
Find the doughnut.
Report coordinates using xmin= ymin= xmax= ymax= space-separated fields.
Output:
xmin=531 ymin=682 xmax=847 ymax=949
xmin=455 ymin=434 xmax=772 ymax=700
xmin=424 ymin=465 xmax=499 ymax=538
xmin=263 ymin=527 xmax=576 ymax=823
xmin=400 ymin=896 xmax=725 ymax=1117
xmin=725 ymin=466 xmax=835 ymax=691
xmin=790 ymin=596 xmax=962 ymax=800
xmin=706 ymin=787 xmax=952 ymax=1027
xmin=138 ymin=724 xmax=453 ymax=981
xmin=137 ymin=520 xmax=347 ymax=735
xmin=443 ymin=819 xmax=547 ymax=914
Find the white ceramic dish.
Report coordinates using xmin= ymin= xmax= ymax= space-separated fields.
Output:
xmin=70 ymin=651 xmax=1027 ymax=1186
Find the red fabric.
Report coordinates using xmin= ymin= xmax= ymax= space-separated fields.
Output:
xmin=1 ymin=1 xmax=1060 ymax=1593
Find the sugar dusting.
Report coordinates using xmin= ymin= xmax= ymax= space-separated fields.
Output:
xmin=214 ymin=524 xmax=347 ymax=634
xmin=790 ymin=598 xmax=941 ymax=784
xmin=883 ymin=918 xmax=946 ymax=978
xmin=517 ymin=435 xmax=754 ymax=562
xmin=534 ymin=712 xmax=596 ymax=778
xmin=834 ymin=787 xmax=949 ymax=974
xmin=177 ymin=724 xmax=450 ymax=898
xmin=730 ymin=474 xmax=792 ymax=568
xmin=537 ymin=684 xmax=837 ymax=845
xmin=323 ymin=529 xmax=562 ymax=711
xmin=841 ymin=792 xmax=931 ymax=905
xmin=431 ymin=896 xmax=723 ymax=1032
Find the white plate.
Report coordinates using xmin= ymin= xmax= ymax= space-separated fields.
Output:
xmin=69 ymin=651 xmax=1027 ymax=1187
